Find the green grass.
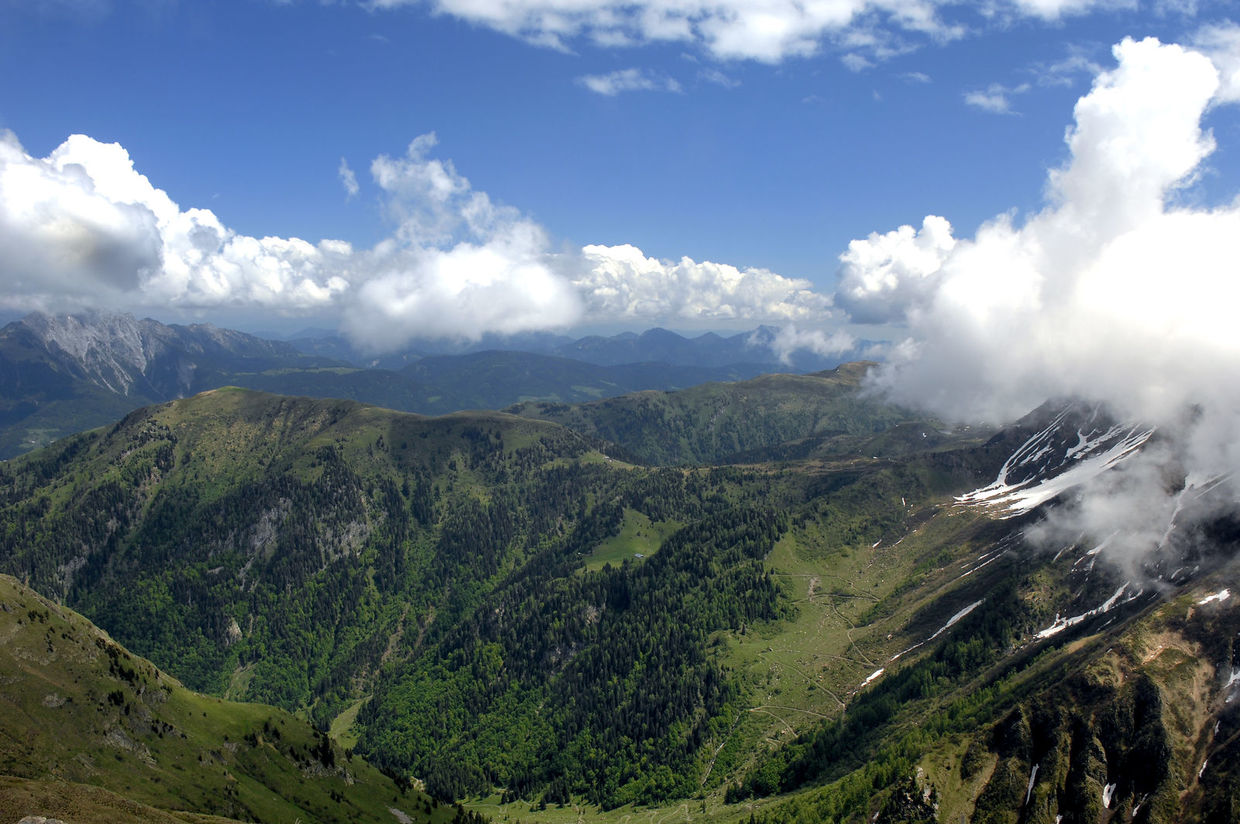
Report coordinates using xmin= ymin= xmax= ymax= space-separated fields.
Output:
xmin=583 ymin=508 xmax=681 ymax=571
xmin=0 ymin=573 xmax=446 ymax=824
xmin=330 ymin=696 xmax=370 ymax=750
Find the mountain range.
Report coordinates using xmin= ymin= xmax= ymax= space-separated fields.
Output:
xmin=0 ymin=311 xmax=865 ymax=458
xmin=2 ymin=318 xmax=1240 ymax=822
xmin=285 ymin=325 xmax=865 ymax=372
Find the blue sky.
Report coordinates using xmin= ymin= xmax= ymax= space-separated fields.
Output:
xmin=2 ymin=1 xmax=1240 ymax=352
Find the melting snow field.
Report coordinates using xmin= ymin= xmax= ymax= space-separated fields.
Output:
xmin=1102 ymin=782 xmax=1117 ymax=808
xmin=860 ymin=668 xmax=884 ymax=688
xmin=1198 ymin=589 xmax=1231 ymax=605
xmin=891 ymin=600 xmax=984 ymax=661
xmin=1225 ymin=668 xmax=1240 ymax=704
xmin=1035 ymin=584 xmax=1138 ymax=640
xmin=956 ymin=410 xmax=1154 ymax=518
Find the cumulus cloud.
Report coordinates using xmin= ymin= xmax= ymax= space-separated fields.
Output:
xmin=0 ymin=128 xmax=834 ymax=350
xmin=848 ymin=37 xmax=1240 ymax=573
xmin=578 ymin=68 xmax=682 ymax=95
xmin=0 ymin=131 xmax=349 ymax=314
xmin=365 ymin=0 xmax=1130 ymax=64
xmin=834 ymin=215 xmax=956 ymax=324
xmin=340 ymin=135 xmax=584 ymax=350
xmin=577 ymin=243 xmax=832 ymax=323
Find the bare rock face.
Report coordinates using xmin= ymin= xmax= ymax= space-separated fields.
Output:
xmin=15 ymin=309 xmax=299 ymax=399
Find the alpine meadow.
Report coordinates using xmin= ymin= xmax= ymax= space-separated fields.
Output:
xmin=5 ymin=2 xmax=1240 ymax=823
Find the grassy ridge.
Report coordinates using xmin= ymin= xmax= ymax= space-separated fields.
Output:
xmin=507 ymin=364 xmax=916 ymax=466
xmin=0 ymin=572 xmax=448 ymax=824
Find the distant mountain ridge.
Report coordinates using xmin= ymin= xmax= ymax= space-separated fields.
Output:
xmin=0 ymin=311 xmax=873 ymax=457
xmin=290 ymin=324 xmax=871 ymax=372
xmin=0 ymin=311 xmax=336 ymax=457
xmin=13 ymin=310 xmax=322 ymax=398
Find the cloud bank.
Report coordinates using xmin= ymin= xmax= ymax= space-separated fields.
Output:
xmin=0 ymin=130 xmax=834 ymax=351
xmin=578 ymin=243 xmax=831 ymax=323
xmin=838 ymin=36 xmax=1240 ymax=574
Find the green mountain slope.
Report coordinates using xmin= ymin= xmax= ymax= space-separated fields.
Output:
xmin=0 ymin=382 xmax=988 ymax=810
xmin=225 ymin=351 xmax=769 ymax=416
xmin=7 ymin=381 xmax=1240 ymax=822
xmin=0 ymin=572 xmax=452 ymax=824
xmin=0 ymin=389 xmax=817 ymax=806
xmin=506 ymin=363 xmax=917 ymax=466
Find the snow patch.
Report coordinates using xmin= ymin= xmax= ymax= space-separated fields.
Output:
xmin=1035 ymin=584 xmax=1136 ymax=640
xmin=1198 ymin=589 xmax=1230 ymax=605
xmin=956 ymin=412 xmax=1154 ymax=518
xmin=1102 ymin=782 xmax=1116 ymax=808
xmin=953 ymin=549 xmax=1008 ymax=583
xmin=1025 ymin=764 xmax=1038 ymax=806
xmin=860 ymin=668 xmax=884 ymax=688
xmin=891 ymin=600 xmax=984 ymax=661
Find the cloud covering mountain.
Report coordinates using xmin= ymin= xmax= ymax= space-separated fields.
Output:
xmin=841 ymin=35 xmax=1240 ymax=575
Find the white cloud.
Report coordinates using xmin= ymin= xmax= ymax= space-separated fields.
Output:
xmin=834 ymin=215 xmax=956 ymax=324
xmin=0 ymin=128 xmax=834 ymax=350
xmin=698 ymin=67 xmax=740 ymax=88
xmin=1193 ymin=21 xmax=1240 ymax=102
xmin=578 ymin=68 xmax=682 ymax=95
xmin=577 ymin=243 xmax=832 ymax=323
xmin=761 ymin=324 xmax=857 ymax=364
xmin=0 ymin=131 xmax=349 ymax=314
xmin=901 ymin=70 xmax=932 ymax=83
xmin=342 ymin=226 xmax=583 ymax=350
xmin=364 ymin=0 xmax=1134 ymax=64
xmin=848 ymin=37 xmax=1240 ymax=571
xmin=338 ymin=157 xmax=359 ymax=198
xmin=964 ymin=82 xmax=1030 ymax=114
xmin=841 ymin=53 xmax=875 ymax=72
xmin=345 ymin=135 xmax=585 ymax=349
xmin=1034 ymin=51 xmax=1105 ymax=87
xmin=1006 ymin=0 xmax=1136 ymax=19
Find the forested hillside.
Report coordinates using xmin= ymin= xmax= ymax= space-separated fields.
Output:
xmin=508 ymin=363 xmax=912 ymax=465
xmin=5 ymin=378 xmax=1240 ymax=823
xmin=0 ymin=384 xmax=943 ymax=808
